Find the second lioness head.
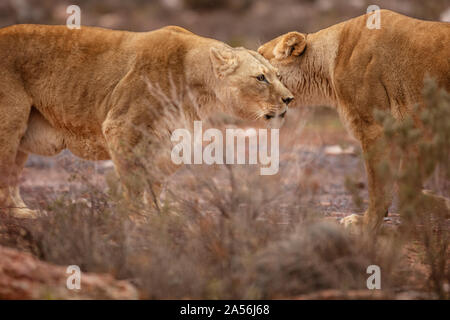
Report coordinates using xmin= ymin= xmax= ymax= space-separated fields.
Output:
xmin=209 ymin=46 xmax=294 ymax=127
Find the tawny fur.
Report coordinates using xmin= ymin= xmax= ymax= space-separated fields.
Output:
xmin=258 ymin=10 xmax=450 ymax=233
xmin=0 ymin=24 xmax=293 ymax=218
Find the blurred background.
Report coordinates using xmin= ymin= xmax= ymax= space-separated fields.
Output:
xmin=1 ymin=0 xmax=449 ymax=49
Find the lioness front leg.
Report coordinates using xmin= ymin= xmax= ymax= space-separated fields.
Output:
xmin=342 ymin=127 xmax=394 ymax=234
xmin=102 ymin=119 xmax=176 ymax=211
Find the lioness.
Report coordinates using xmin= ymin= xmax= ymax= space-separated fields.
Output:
xmin=258 ymin=10 xmax=450 ymax=233
xmin=0 ymin=24 xmax=293 ymax=218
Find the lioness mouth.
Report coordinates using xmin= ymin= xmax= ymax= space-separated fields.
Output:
xmin=264 ymin=109 xmax=287 ymax=120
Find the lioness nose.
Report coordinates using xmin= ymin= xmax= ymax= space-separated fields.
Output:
xmin=282 ymin=97 xmax=294 ymax=105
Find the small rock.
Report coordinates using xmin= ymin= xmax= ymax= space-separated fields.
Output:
xmin=0 ymin=245 xmax=138 ymax=299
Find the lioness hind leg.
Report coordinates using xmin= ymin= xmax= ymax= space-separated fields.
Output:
xmin=0 ymin=83 xmax=35 ymax=218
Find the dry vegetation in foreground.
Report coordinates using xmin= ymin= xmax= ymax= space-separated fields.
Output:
xmin=0 ymin=80 xmax=448 ymax=299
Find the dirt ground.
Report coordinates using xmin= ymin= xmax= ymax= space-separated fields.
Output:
xmin=1 ymin=104 xmax=448 ymax=300
xmin=19 ymin=108 xmax=395 ymax=224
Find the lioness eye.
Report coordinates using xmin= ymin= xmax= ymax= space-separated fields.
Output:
xmin=256 ymin=74 xmax=267 ymax=82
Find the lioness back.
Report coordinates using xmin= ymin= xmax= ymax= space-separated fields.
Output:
xmin=0 ymin=25 xmax=221 ymax=160
xmin=334 ymin=10 xmax=450 ymax=111
xmin=0 ymin=25 xmax=199 ymax=130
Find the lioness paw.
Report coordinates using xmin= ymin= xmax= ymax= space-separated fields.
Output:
xmin=340 ymin=214 xmax=363 ymax=228
xmin=10 ymin=208 xmax=39 ymax=219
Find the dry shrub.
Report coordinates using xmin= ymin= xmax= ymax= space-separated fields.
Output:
xmin=4 ymin=78 xmax=448 ymax=300
xmin=16 ymin=158 xmax=381 ymax=299
xmin=4 ymin=99 xmax=388 ymax=299
xmin=374 ymin=78 xmax=450 ymax=299
xmin=250 ymin=221 xmax=371 ymax=298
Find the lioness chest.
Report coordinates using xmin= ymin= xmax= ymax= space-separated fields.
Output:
xmin=19 ymin=107 xmax=110 ymax=160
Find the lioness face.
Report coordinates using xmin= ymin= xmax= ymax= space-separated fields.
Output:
xmin=257 ymin=32 xmax=307 ymax=99
xmin=210 ymin=46 xmax=294 ymax=127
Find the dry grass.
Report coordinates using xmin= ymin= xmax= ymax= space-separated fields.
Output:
xmin=0 ymin=80 xmax=448 ymax=300
xmin=9 ymin=162 xmax=383 ymax=299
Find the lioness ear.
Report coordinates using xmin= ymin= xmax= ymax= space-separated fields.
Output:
xmin=274 ymin=32 xmax=306 ymax=59
xmin=210 ymin=47 xmax=239 ymax=79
